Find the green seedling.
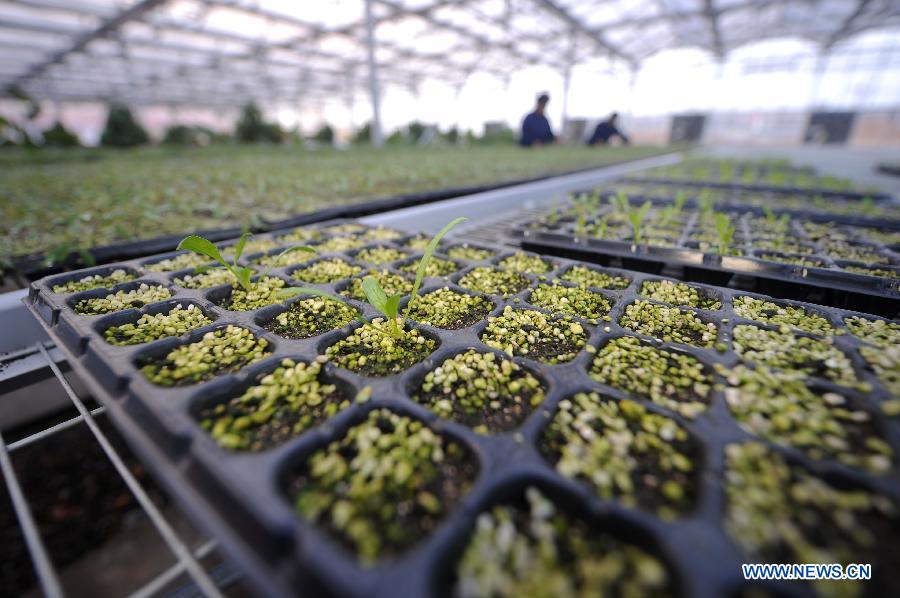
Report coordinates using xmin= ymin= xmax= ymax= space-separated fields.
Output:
xmin=628 ymin=201 xmax=652 ymax=245
xmin=546 ymin=197 xmax=560 ymax=225
xmin=575 ymin=208 xmax=587 ymax=236
xmin=177 ymin=231 xmax=315 ymax=291
xmin=595 ymin=216 xmax=609 ymax=239
xmin=659 ymin=190 xmax=687 ymax=228
xmin=674 ymin=190 xmax=687 ymax=212
xmin=359 ymin=217 xmax=465 ymax=337
xmin=586 ymin=188 xmax=602 ymax=213
xmin=698 ymin=189 xmax=715 ymax=215
xmin=404 ymin=217 xmax=466 ymax=316
xmin=360 ymin=276 xmax=404 ymax=337
xmin=713 ymin=212 xmax=736 ymax=255
xmin=611 ymin=191 xmax=630 ymax=214
xmin=761 ymin=206 xmax=790 ymax=236
xmin=278 ymin=219 xmax=467 ymax=340
xmin=721 ymin=163 xmax=734 ymax=183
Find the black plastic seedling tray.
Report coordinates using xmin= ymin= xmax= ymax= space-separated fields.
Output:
xmin=586 ymin=184 xmax=900 ymax=230
xmin=514 ymin=207 xmax=900 ymax=317
xmin=25 ymin=221 xmax=900 ymax=597
xmin=619 ymin=175 xmax=892 ymax=202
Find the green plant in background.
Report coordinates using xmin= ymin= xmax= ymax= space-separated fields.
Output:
xmin=546 ymin=197 xmax=560 ymax=225
xmin=594 ymin=215 xmax=609 ymax=239
xmin=740 ymin=167 xmax=755 ymax=185
xmin=761 ymin=205 xmax=789 ymax=231
xmin=658 ymin=191 xmax=687 ymax=228
xmin=575 ymin=210 xmax=587 ymax=236
xmin=720 ymin=162 xmax=734 ymax=183
xmin=761 ymin=206 xmax=789 ymax=250
xmin=586 ymin=188 xmax=602 ymax=214
xmin=177 ymin=232 xmax=315 ymax=291
xmin=673 ymin=190 xmax=687 ymax=213
xmin=698 ymin=189 xmax=715 ymax=215
xmin=100 ymin=103 xmax=149 ymax=148
xmin=611 ymin=191 xmax=630 ymax=214
xmin=713 ymin=212 xmax=736 ymax=255
xmin=627 ymin=201 xmax=652 ymax=244
xmin=235 ymin=102 xmax=283 ymax=143
xmin=43 ymin=240 xmax=96 ymax=269
xmin=42 ymin=121 xmax=81 ymax=148
xmin=570 ymin=190 xmax=601 ymax=236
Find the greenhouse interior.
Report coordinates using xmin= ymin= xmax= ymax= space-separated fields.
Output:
xmin=2 ymin=0 xmax=900 ymax=597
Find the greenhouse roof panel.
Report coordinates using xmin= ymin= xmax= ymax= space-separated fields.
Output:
xmin=0 ymin=0 xmax=898 ymax=106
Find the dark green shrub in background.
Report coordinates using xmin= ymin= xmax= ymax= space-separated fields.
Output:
xmin=162 ymin=125 xmax=216 ymax=146
xmin=235 ymin=102 xmax=283 ymax=144
xmin=353 ymin=121 xmax=372 ymax=144
xmin=407 ymin=121 xmax=427 ymax=143
xmin=42 ymin=121 xmax=80 ymax=147
xmin=443 ymin=126 xmax=460 ymax=144
xmin=162 ymin=125 xmax=194 ymax=145
xmin=312 ymin=124 xmax=334 ymax=144
xmin=100 ymin=104 xmax=149 ymax=148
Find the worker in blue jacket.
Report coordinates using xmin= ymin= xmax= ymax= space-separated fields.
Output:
xmin=519 ymin=93 xmax=556 ymax=147
xmin=588 ymin=112 xmax=630 ymax=146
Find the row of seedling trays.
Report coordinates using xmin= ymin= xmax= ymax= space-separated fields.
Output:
xmin=515 ymin=192 xmax=899 ymax=316
xmin=622 ymin=161 xmax=884 ymax=200
xmin=605 ymin=180 xmax=900 ymax=225
xmin=27 ymin=220 xmax=900 ymax=597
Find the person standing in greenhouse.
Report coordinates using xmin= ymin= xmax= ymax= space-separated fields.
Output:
xmin=519 ymin=93 xmax=557 ymax=147
xmin=587 ymin=112 xmax=630 ymax=146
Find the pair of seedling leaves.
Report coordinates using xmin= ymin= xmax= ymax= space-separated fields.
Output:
xmin=176 ymin=217 xmax=465 ymax=339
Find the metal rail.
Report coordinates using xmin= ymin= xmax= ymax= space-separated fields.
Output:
xmin=0 ymin=342 xmax=235 ymax=597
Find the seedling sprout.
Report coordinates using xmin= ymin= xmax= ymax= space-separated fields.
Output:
xmin=713 ymin=212 xmax=736 ymax=255
xmin=177 ymin=231 xmax=316 ymax=292
xmin=627 ymin=201 xmax=652 ymax=245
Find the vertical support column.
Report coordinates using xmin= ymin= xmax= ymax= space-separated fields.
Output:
xmin=809 ymin=51 xmax=828 ymax=109
xmin=712 ymin=58 xmax=725 ymax=113
xmin=561 ymin=25 xmax=576 ymax=133
xmin=364 ymin=0 xmax=384 ymax=147
xmin=627 ymin=66 xmax=638 ymax=116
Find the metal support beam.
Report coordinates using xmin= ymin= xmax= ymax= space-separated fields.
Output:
xmin=364 ymin=0 xmax=384 ymax=147
xmin=704 ymin=0 xmax=725 ymax=59
xmin=533 ymin=0 xmax=636 ymax=66
xmin=823 ymin=0 xmax=873 ymax=49
xmin=561 ymin=25 xmax=576 ymax=127
xmin=376 ymin=0 xmax=569 ymax=71
xmin=808 ymin=51 xmax=829 ymax=109
xmin=3 ymin=0 xmax=169 ymax=93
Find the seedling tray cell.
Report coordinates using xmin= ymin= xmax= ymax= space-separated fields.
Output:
xmin=26 ymin=221 xmax=900 ymax=598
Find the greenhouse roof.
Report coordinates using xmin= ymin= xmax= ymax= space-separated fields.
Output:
xmin=1 ymin=0 xmax=899 ymax=107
